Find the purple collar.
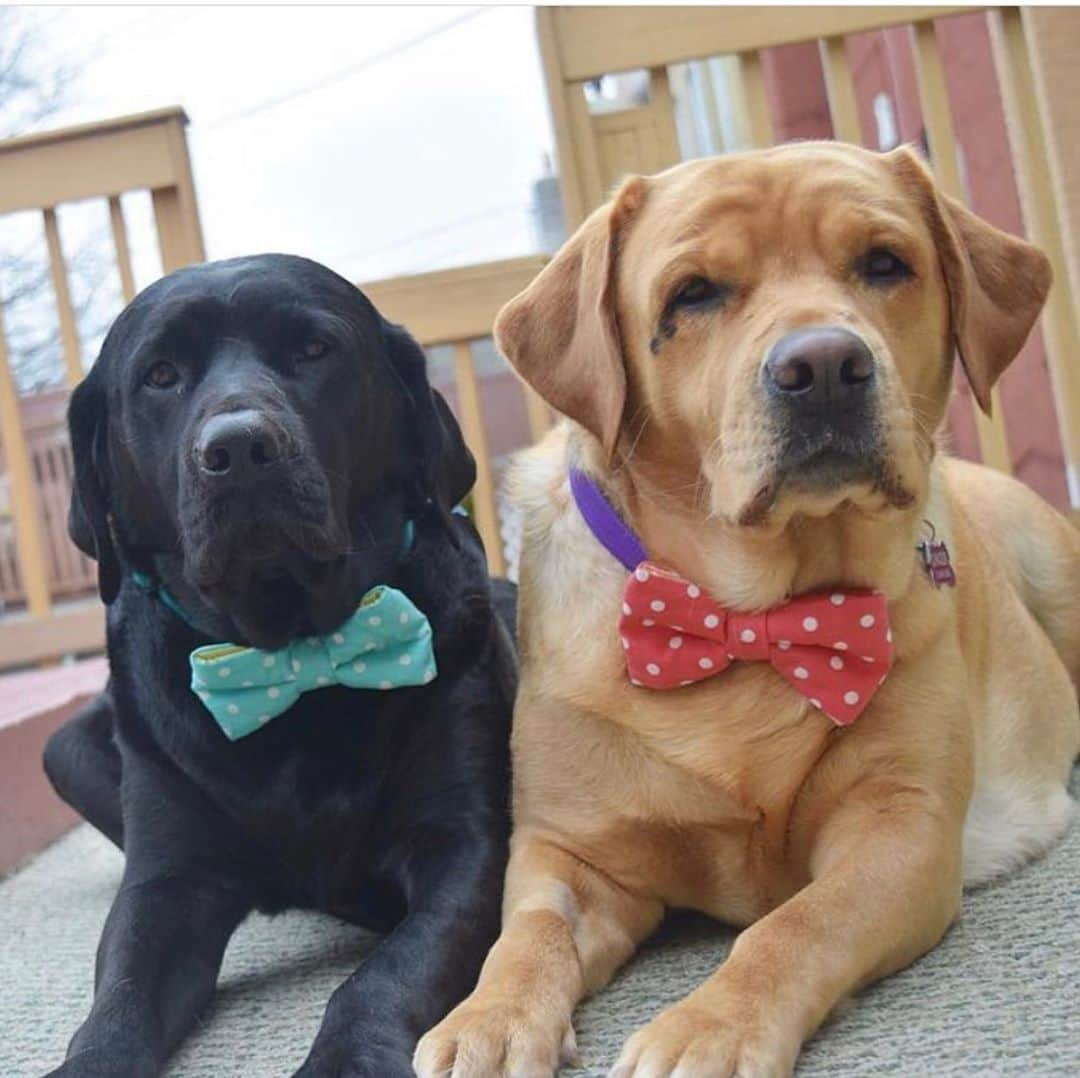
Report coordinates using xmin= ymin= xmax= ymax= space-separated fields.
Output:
xmin=569 ymin=467 xmax=647 ymax=571
xmin=572 ymin=468 xmax=956 ymax=594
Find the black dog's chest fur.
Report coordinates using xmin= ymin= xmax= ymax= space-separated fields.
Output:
xmin=107 ymin=523 xmax=512 ymax=929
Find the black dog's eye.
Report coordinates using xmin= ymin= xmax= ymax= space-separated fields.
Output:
xmin=144 ymin=360 xmax=179 ymax=389
xmin=670 ymin=276 xmax=727 ymax=310
xmin=858 ymin=248 xmax=912 ymax=286
xmin=297 ymin=339 xmax=331 ymax=361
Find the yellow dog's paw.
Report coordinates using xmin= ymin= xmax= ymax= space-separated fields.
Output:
xmin=608 ymin=1001 xmax=797 ymax=1078
xmin=413 ymin=994 xmax=578 ymax=1078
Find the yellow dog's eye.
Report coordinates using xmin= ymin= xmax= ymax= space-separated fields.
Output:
xmin=145 ymin=360 xmax=179 ymax=389
xmin=859 ymin=248 xmax=912 ymax=286
xmin=670 ymin=276 xmax=727 ymax=310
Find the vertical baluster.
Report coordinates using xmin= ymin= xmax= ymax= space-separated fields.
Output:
xmin=523 ymin=386 xmax=552 ymax=443
xmin=452 ymin=341 xmax=506 ymax=575
xmin=819 ymin=36 xmax=862 ymax=144
xmin=697 ymin=59 xmax=727 ymax=155
xmin=0 ymin=298 xmax=52 ymax=618
xmin=910 ymin=18 xmax=1012 ymax=474
xmin=42 ymin=207 xmax=83 ymax=387
xmin=737 ymin=50 xmax=776 ymax=148
xmin=109 ymin=196 xmax=137 ymax=304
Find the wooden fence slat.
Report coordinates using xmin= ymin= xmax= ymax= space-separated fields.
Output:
xmin=989 ymin=7 xmax=1080 ymax=501
xmin=736 ymin=50 xmax=776 ymax=148
xmin=109 ymin=195 xmax=137 ymax=304
xmin=910 ymin=18 xmax=1012 ymax=475
xmin=647 ymin=65 xmax=686 ymax=165
xmin=0 ymin=300 xmax=53 ymax=617
xmin=524 ymin=387 xmax=553 ymax=443
xmin=696 ymin=59 xmax=728 ymax=155
xmin=819 ymin=36 xmax=863 ymax=144
xmin=566 ymin=82 xmax=609 ymax=220
xmin=42 ymin=207 xmax=83 ymax=388
xmin=452 ymin=341 xmax=506 ymax=576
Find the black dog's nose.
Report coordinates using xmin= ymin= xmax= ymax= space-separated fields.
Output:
xmin=196 ymin=410 xmax=283 ymax=478
xmin=764 ymin=327 xmax=875 ymax=405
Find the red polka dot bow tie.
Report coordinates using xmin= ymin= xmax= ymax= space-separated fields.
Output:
xmin=570 ymin=468 xmax=894 ymax=725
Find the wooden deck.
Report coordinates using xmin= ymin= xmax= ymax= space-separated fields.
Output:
xmin=0 ymin=656 xmax=107 ymax=876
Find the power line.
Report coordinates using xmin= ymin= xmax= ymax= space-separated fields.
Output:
xmin=330 ymin=201 xmax=536 ymax=266
xmin=206 ymin=7 xmax=490 ymax=132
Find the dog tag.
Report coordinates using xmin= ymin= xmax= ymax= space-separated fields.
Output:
xmin=917 ymin=538 xmax=956 ymax=588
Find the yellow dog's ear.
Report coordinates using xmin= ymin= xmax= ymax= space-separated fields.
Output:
xmin=494 ymin=177 xmax=647 ymax=457
xmin=889 ymin=145 xmax=1051 ymax=414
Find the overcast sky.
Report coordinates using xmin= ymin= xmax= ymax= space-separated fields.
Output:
xmin=29 ymin=5 xmax=557 ymax=285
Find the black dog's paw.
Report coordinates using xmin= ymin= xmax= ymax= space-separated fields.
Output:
xmin=292 ymin=1043 xmax=415 ymax=1078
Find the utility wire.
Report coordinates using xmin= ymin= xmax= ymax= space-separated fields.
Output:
xmin=206 ymin=7 xmax=490 ymax=131
xmin=329 ymin=201 xmax=536 ymax=266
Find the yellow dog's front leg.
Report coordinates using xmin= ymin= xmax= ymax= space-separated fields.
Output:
xmin=610 ymin=778 xmax=965 ymax=1078
xmin=414 ymin=828 xmax=663 ymax=1078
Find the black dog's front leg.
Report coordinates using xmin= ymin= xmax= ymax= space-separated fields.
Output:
xmin=44 ymin=748 xmax=255 ymax=1078
xmin=294 ymin=824 xmax=505 ymax=1078
xmin=44 ymin=869 xmax=250 ymax=1078
xmin=43 ymin=687 xmax=124 ymax=849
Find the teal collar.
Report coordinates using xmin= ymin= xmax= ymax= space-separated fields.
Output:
xmin=130 ymin=569 xmax=200 ymax=630
xmin=131 ymin=518 xmax=419 ymax=631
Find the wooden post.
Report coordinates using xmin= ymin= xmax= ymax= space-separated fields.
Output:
xmin=0 ymin=300 xmax=52 ymax=618
xmin=152 ymin=113 xmax=207 ymax=272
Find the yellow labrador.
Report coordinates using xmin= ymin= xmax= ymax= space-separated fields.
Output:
xmin=415 ymin=143 xmax=1080 ymax=1078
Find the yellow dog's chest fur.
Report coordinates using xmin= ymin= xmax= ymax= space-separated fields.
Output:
xmin=514 ymin=668 xmax=834 ymax=924
xmin=513 ymin=448 xmax=860 ymax=923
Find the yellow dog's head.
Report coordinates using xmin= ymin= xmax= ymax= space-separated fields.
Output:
xmin=497 ymin=143 xmax=1050 ymax=527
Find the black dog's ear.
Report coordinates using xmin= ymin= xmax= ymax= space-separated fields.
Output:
xmin=67 ymin=368 xmax=121 ymax=603
xmin=382 ymin=321 xmax=476 ymax=516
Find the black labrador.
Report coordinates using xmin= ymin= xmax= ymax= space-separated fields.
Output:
xmin=41 ymin=254 xmax=515 ymax=1077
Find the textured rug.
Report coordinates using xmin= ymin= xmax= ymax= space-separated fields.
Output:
xmin=3 ymin=771 xmax=1077 ymax=1078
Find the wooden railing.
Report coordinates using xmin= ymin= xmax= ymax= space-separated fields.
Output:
xmin=0 ymin=108 xmax=549 ymax=668
xmin=0 ymin=108 xmax=207 ymax=666
xmin=537 ymin=5 xmax=1080 ymax=504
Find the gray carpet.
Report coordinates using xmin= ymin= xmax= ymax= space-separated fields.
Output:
xmin=3 ymin=773 xmax=1078 ymax=1078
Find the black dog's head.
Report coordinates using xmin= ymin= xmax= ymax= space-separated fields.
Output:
xmin=68 ymin=254 xmax=474 ymax=649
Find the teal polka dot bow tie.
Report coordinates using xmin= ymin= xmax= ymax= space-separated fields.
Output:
xmin=189 ymin=585 xmax=436 ymax=740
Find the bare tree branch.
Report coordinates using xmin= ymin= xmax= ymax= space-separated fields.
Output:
xmin=0 ymin=8 xmax=109 ymax=394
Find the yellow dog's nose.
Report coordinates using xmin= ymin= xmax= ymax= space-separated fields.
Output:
xmin=764 ymin=325 xmax=876 ymax=407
